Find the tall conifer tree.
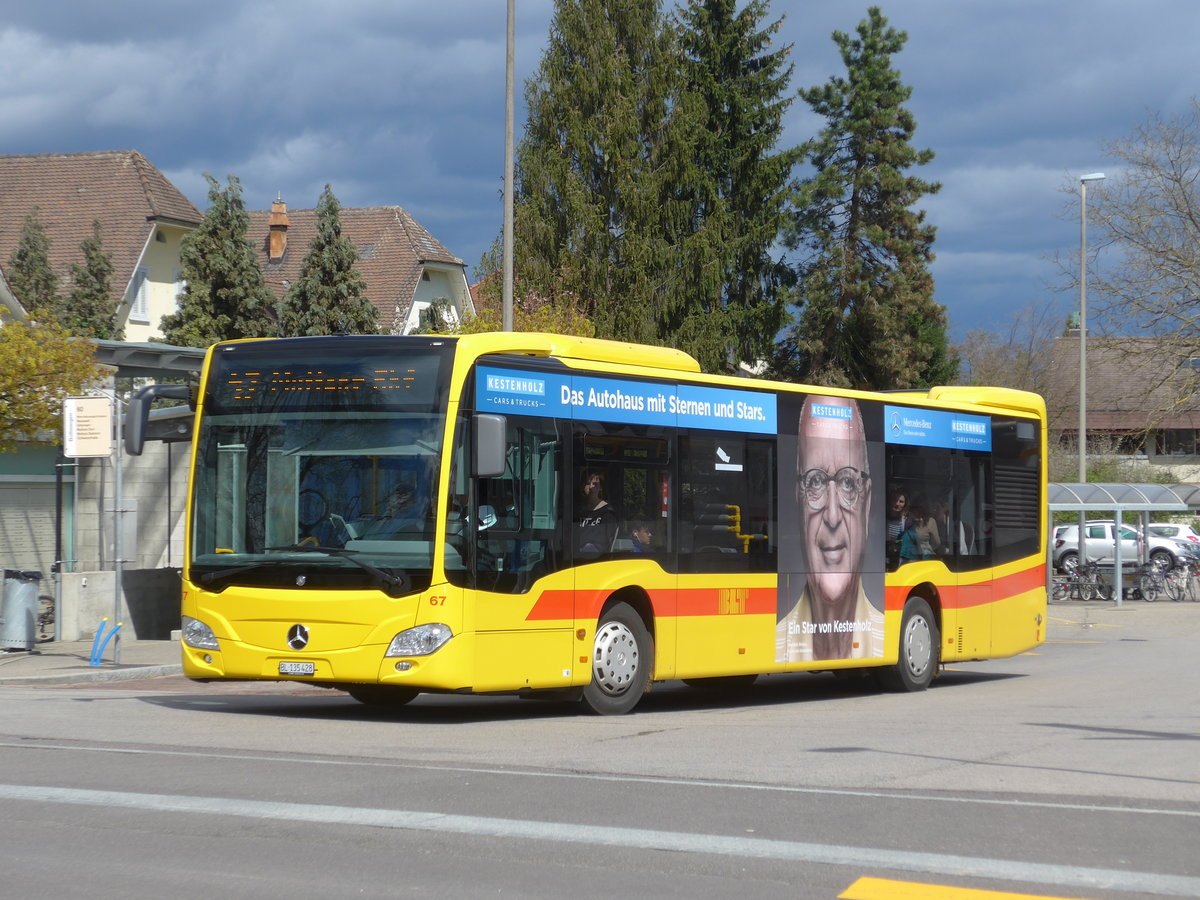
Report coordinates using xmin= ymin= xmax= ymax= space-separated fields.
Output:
xmin=161 ymin=174 xmax=277 ymax=347
xmin=515 ymin=0 xmax=692 ymax=348
xmin=674 ymin=0 xmax=799 ymax=372
xmin=278 ymin=186 xmax=376 ymax=336
xmin=62 ymin=220 xmax=120 ymax=340
xmin=7 ymin=207 xmax=59 ymax=314
xmin=777 ymin=7 xmax=955 ymax=389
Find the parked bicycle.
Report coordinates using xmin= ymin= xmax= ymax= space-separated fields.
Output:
xmin=1051 ymin=556 xmax=1111 ymax=601
xmin=1133 ymin=556 xmax=1194 ymax=602
xmin=1183 ymin=558 xmax=1200 ymax=601
xmin=1161 ymin=557 xmax=1200 ymax=602
xmin=37 ymin=594 xmax=54 ymax=641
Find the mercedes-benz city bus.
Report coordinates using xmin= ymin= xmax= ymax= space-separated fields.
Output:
xmin=127 ymin=332 xmax=1047 ymax=714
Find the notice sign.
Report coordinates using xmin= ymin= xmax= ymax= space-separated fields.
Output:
xmin=64 ymin=396 xmax=113 ymax=458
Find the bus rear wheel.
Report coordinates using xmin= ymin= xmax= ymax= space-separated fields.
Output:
xmin=876 ymin=597 xmax=939 ymax=692
xmin=582 ymin=602 xmax=652 ymax=715
xmin=346 ymin=685 xmax=419 ymax=707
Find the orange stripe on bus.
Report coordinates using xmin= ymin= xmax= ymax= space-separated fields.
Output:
xmin=886 ymin=562 xmax=1045 ymax=611
xmin=527 ymin=562 xmax=1045 ymax=621
xmin=524 ymin=586 xmax=776 ymax=621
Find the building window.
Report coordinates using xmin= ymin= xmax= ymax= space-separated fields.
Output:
xmin=129 ymin=266 xmax=149 ymax=323
xmin=1156 ymin=429 xmax=1197 ymax=456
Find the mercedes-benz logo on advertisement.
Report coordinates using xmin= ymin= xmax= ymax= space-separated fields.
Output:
xmin=287 ymin=624 xmax=310 ymax=650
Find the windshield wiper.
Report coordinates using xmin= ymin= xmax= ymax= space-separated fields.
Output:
xmin=195 ymin=558 xmax=299 ymax=587
xmin=266 ymin=544 xmax=410 ymax=597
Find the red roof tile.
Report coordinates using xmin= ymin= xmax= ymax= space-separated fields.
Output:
xmin=248 ymin=204 xmax=464 ymax=333
xmin=0 ymin=151 xmax=202 ymax=309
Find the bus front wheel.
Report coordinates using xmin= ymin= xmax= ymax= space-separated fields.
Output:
xmin=876 ymin=597 xmax=939 ymax=692
xmin=582 ymin=602 xmax=652 ymax=715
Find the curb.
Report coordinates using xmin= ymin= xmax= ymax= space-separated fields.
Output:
xmin=0 ymin=664 xmax=183 ymax=687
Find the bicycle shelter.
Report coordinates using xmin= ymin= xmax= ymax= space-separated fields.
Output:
xmin=1048 ymin=482 xmax=1200 ymax=605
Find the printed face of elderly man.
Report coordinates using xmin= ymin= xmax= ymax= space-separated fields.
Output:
xmin=797 ymin=396 xmax=871 ymax=612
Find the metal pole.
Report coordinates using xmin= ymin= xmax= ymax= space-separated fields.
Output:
xmin=112 ymin=397 xmax=123 ymax=664
xmin=1078 ymin=177 xmax=1088 ymax=484
xmin=501 ymin=0 xmax=515 ymax=332
xmin=1077 ymin=172 xmax=1104 ymax=483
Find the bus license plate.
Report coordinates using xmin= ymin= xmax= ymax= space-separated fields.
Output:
xmin=279 ymin=661 xmax=315 ymax=676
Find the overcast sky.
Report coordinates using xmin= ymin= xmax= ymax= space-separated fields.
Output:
xmin=2 ymin=0 xmax=1196 ymax=339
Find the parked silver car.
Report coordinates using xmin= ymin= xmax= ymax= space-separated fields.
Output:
xmin=1147 ymin=522 xmax=1200 ymax=545
xmin=1052 ymin=520 xmax=1198 ymax=573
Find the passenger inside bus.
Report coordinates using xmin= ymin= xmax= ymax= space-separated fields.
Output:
xmin=577 ymin=470 xmax=618 ymax=554
xmin=628 ymin=520 xmax=655 ymax=554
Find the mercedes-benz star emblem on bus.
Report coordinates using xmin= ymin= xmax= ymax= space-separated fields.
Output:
xmin=287 ymin=624 xmax=310 ymax=650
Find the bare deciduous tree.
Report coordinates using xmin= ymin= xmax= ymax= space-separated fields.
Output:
xmin=1087 ymin=99 xmax=1200 ymax=341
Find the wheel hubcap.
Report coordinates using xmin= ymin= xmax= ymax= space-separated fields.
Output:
xmin=592 ymin=620 xmax=639 ymax=696
xmin=904 ymin=615 xmax=933 ymax=679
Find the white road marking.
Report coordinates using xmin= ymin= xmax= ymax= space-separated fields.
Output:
xmin=0 ymin=783 xmax=1197 ymax=897
xmin=0 ymin=739 xmax=1196 ymax=820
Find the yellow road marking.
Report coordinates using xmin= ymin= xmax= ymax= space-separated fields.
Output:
xmin=1047 ymin=616 xmax=1119 ymax=629
xmin=839 ymin=875 xmax=1097 ymax=900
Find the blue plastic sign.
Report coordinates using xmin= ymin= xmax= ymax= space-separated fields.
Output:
xmin=884 ymin=404 xmax=991 ymax=450
xmin=477 ymin=366 xmax=777 ymax=434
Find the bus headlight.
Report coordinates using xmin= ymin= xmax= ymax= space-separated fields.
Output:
xmin=181 ymin=616 xmax=220 ymax=651
xmin=386 ymin=624 xmax=452 ymax=657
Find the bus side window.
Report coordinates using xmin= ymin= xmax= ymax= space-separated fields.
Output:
xmin=678 ymin=433 xmax=775 ymax=573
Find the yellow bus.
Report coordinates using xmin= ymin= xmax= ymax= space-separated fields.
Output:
xmin=127 ymin=332 xmax=1046 ymax=714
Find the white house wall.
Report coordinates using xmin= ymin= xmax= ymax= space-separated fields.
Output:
xmin=403 ymin=266 xmax=470 ymax=332
xmin=120 ymin=223 xmax=190 ymax=342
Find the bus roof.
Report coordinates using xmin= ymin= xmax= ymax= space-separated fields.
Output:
xmin=452 ymin=332 xmax=702 ymax=374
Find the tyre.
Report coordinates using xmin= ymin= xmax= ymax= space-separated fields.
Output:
xmin=1165 ymin=570 xmax=1187 ymax=602
xmin=582 ymin=602 xmax=652 ymax=715
xmin=1138 ymin=573 xmax=1159 ymax=602
xmin=346 ymin=685 xmax=419 ymax=707
xmin=1094 ymin=579 xmax=1113 ymax=601
xmin=1150 ymin=550 xmax=1175 ymax=571
xmin=1051 ymin=577 xmax=1068 ymax=602
xmin=37 ymin=595 xmax=54 ymax=641
xmin=1059 ymin=551 xmax=1079 ymax=575
xmin=1078 ymin=575 xmax=1099 ymax=601
xmin=876 ymin=596 xmax=939 ymax=692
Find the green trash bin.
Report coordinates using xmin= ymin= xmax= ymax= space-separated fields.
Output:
xmin=1 ymin=570 xmax=42 ymax=650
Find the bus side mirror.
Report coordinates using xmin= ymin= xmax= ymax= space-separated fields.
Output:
xmin=473 ymin=413 xmax=507 ymax=478
xmin=125 ymin=384 xmax=192 ymax=456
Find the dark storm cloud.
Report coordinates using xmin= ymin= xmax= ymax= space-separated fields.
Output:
xmin=1 ymin=0 xmax=1197 ymax=334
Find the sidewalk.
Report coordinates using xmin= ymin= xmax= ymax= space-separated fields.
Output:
xmin=0 ymin=638 xmax=182 ymax=686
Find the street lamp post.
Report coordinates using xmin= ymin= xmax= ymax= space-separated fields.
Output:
xmin=501 ymin=0 xmax=515 ymax=332
xmin=1078 ymin=172 xmax=1105 ymax=483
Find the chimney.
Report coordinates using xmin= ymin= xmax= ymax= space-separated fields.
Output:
xmin=268 ymin=195 xmax=289 ymax=261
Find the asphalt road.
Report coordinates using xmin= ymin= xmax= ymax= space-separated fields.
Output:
xmin=0 ymin=600 xmax=1197 ymax=900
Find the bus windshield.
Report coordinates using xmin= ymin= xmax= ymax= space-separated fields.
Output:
xmin=189 ymin=338 xmax=454 ymax=595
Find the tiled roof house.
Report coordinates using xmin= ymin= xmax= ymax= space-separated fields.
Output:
xmin=0 ymin=151 xmax=202 ymax=340
xmin=247 ymin=200 xmax=474 ymax=333
xmin=1045 ymin=332 xmax=1200 ymax=463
